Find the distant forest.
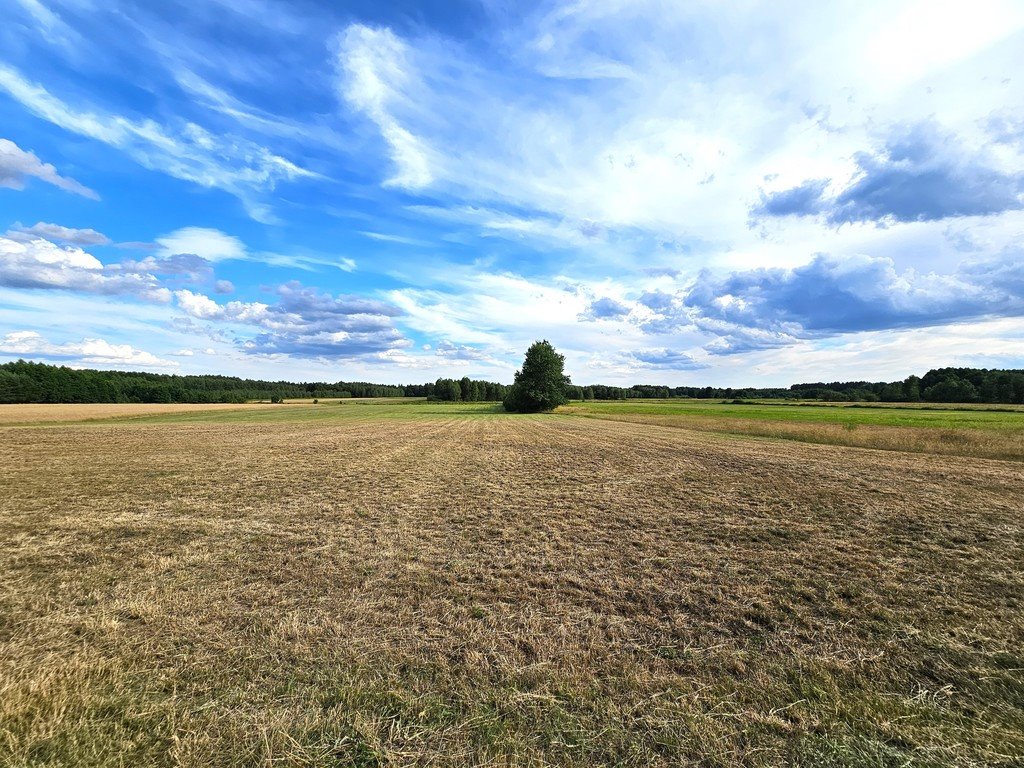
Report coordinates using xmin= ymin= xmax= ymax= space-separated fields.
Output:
xmin=1 ymin=359 xmax=1023 ymax=405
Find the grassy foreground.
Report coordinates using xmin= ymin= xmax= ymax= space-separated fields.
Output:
xmin=1 ymin=400 xmax=1022 ymax=766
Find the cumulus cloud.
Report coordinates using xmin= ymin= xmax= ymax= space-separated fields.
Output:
xmin=174 ymin=281 xmax=407 ymax=359
xmin=0 ymin=330 xmax=176 ymax=368
xmin=641 ymin=267 xmax=681 ymax=278
xmin=673 ymin=251 xmax=1024 ymax=353
xmin=753 ymin=179 xmax=828 ymax=218
xmin=580 ymin=296 xmax=631 ymax=320
xmin=637 ymin=290 xmax=675 ymax=313
xmin=627 ymin=348 xmax=706 ymax=370
xmin=114 ymin=253 xmax=213 ymax=282
xmin=175 ymin=289 xmax=265 ymax=322
xmin=0 ymin=236 xmax=171 ymax=301
xmin=755 ymin=123 xmax=1024 ymax=225
xmin=695 ymin=320 xmax=798 ymax=357
xmin=434 ymin=340 xmax=496 ymax=363
xmin=589 ymin=347 xmax=707 ymax=373
xmin=7 ymin=221 xmax=110 ymax=245
xmin=155 ymin=227 xmax=247 ymax=262
xmin=0 ymin=138 xmax=98 ymax=198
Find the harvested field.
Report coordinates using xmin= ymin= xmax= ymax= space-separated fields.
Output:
xmin=1 ymin=402 xmax=1022 ymax=766
xmin=0 ymin=402 xmax=261 ymax=426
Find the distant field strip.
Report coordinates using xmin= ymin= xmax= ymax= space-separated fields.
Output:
xmin=7 ymin=398 xmax=1024 ymax=460
xmin=567 ymin=400 xmax=1024 ymax=461
xmin=0 ymin=402 xmax=259 ymax=426
xmin=2 ymin=404 xmax=1022 ymax=765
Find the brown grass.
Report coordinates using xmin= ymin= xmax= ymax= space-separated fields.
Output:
xmin=1 ymin=410 xmax=1022 ymax=766
xmin=0 ymin=402 xmax=262 ymax=425
xmin=566 ymin=410 xmax=1024 ymax=462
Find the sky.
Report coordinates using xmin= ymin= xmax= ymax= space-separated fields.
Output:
xmin=1 ymin=0 xmax=1023 ymax=387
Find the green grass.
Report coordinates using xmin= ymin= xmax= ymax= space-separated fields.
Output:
xmin=41 ymin=397 xmax=1024 ymax=431
xmin=568 ymin=399 xmax=1024 ymax=431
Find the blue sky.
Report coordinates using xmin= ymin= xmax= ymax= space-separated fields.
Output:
xmin=1 ymin=0 xmax=1023 ymax=386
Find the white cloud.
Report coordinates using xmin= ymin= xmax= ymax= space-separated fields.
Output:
xmin=359 ymin=231 xmax=431 ymax=247
xmin=156 ymin=227 xmax=247 ymax=262
xmin=3 ymin=3 xmax=1022 ymax=383
xmin=865 ymin=0 xmax=1024 ymax=92
xmin=0 ymin=66 xmax=313 ymax=218
xmin=0 ymin=330 xmax=177 ymax=368
xmin=384 ymin=265 xmax=706 ymax=382
xmin=332 ymin=7 xmax=1024 ymax=263
xmin=0 ymin=235 xmax=171 ymax=301
xmin=154 ymin=227 xmax=358 ymax=272
xmin=175 ymin=289 xmax=228 ymax=320
xmin=7 ymin=221 xmax=110 ymax=245
xmin=740 ymin=317 xmax=1024 ymax=386
xmin=336 ymin=24 xmax=434 ymax=189
xmin=10 ymin=0 xmax=77 ymax=47
xmin=0 ymin=138 xmax=98 ymax=199
xmin=173 ymin=283 xmax=408 ymax=359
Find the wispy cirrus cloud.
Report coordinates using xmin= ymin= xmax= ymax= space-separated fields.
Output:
xmin=336 ymin=24 xmax=434 ymax=190
xmin=6 ymin=221 xmax=110 ymax=245
xmin=0 ymin=65 xmax=313 ymax=221
xmin=0 ymin=137 xmax=97 ymax=198
xmin=155 ymin=227 xmax=356 ymax=273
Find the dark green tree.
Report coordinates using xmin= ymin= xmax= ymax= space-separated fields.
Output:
xmin=903 ymin=375 xmax=921 ymax=402
xmin=503 ymin=340 xmax=571 ymax=413
xmin=923 ymin=376 xmax=979 ymax=403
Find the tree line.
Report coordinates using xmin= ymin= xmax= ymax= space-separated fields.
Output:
xmin=427 ymin=377 xmax=510 ymax=402
xmin=573 ymin=369 xmax=1024 ymax=405
xmin=0 ymin=360 xmax=406 ymax=404
xmin=1 ymin=359 xmax=1022 ymax=406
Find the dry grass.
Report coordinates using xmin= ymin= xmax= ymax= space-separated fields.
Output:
xmin=1 ymin=405 xmax=1022 ymax=766
xmin=567 ymin=410 xmax=1024 ymax=462
xmin=0 ymin=403 xmax=262 ymax=426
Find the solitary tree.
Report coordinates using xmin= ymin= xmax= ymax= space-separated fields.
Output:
xmin=503 ymin=340 xmax=571 ymax=413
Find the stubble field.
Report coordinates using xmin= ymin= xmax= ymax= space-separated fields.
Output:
xmin=1 ymin=400 xmax=1022 ymax=766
